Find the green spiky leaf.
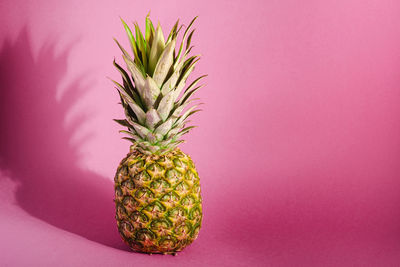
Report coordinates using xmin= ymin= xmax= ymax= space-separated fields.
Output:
xmin=166 ymin=19 xmax=179 ymax=44
xmin=113 ymin=59 xmax=143 ymax=108
xmin=145 ymin=14 xmax=155 ymax=48
xmin=149 ymin=24 xmax=166 ymax=76
xmin=174 ymin=16 xmax=197 ymax=69
xmin=153 ymin=39 xmax=176 ymax=87
xmin=134 ymin=22 xmax=148 ymax=71
xmin=114 ymin=119 xmax=133 ymax=128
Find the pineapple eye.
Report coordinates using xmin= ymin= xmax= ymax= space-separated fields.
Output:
xmin=150 ymin=219 xmax=171 ymax=229
xmin=136 ymin=229 xmax=156 ymax=241
xmin=115 ymin=186 xmax=123 ymax=198
xmin=156 ymin=156 xmax=166 ymax=164
xmin=119 ymin=165 xmax=129 ymax=175
xmin=181 ymin=195 xmax=195 ymax=206
xmin=134 ymin=188 xmax=154 ymax=199
xmin=174 ymin=222 xmax=192 ymax=236
xmin=115 ymin=166 xmax=129 ymax=183
xmin=119 ymin=221 xmax=134 ymax=239
xmin=150 ymin=179 xmax=170 ymax=191
xmin=189 ymin=206 xmax=202 ymax=221
xmin=123 ymin=196 xmax=134 ymax=205
xmin=187 ymin=160 xmax=195 ymax=169
xmin=191 ymin=183 xmax=200 ymax=194
xmin=174 ymin=181 xmax=190 ymax=193
xmin=116 ymin=204 xmax=128 ymax=220
xmin=168 ymin=207 xmax=186 ymax=218
xmin=191 ymin=223 xmax=201 ymax=238
xmin=157 ymin=156 xmax=174 ymax=168
xmin=173 ymin=158 xmax=183 ymax=167
xmin=121 ymin=180 xmax=135 ymax=190
xmin=160 ymin=192 xmax=180 ymax=202
xmin=136 ymin=170 xmax=151 ymax=181
xmin=186 ymin=169 xmax=198 ymax=180
xmin=146 ymin=163 xmax=161 ymax=172
xmin=165 ymin=169 xmax=182 ymax=184
xmin=159 ymin=236 xmax=177 ymax=249
xmin=146 ymin=163 xmax=164 ymax=178
xmin=129 ymin=159 xmax=144 ymax=168
xmin=144 ymin=201 xmax=166 ymax=212
xmin=131 ymin=211 xmax=149 ymax=223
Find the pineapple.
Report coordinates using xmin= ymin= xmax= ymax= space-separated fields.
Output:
xmin=111 ymin=15 xmax=204 ymax=254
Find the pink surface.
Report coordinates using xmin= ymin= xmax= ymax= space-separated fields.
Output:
xmin=1 ymin=0 xmax=400 ymax=266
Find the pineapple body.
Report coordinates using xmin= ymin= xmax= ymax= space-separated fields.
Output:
xmin=115 ymin=147 xmax=202 ymax=254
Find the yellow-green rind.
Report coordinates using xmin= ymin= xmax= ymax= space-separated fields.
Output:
xmin=114 ymin=146 xmax=202 ymax=254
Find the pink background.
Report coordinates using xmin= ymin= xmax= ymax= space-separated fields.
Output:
xmin=1 ymin=0 xmax=400 ymax=266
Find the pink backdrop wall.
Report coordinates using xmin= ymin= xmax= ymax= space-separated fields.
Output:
xmin=1 ymin=0 xmax=400 ymax=266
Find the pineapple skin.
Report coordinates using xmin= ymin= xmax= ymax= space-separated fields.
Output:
xmin=114 ymin=147 xmax=202 ymax=254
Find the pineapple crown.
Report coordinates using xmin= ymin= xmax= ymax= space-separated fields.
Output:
xmin=111 ymin=15 xmax=205 ymax=155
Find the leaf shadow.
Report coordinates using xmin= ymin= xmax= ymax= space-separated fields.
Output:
xmin=0 ymin=27 xmax=129 ymax=251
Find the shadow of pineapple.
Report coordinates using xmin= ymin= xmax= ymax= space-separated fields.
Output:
xmin=0 ymin=27 xmax=127 ymax=250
